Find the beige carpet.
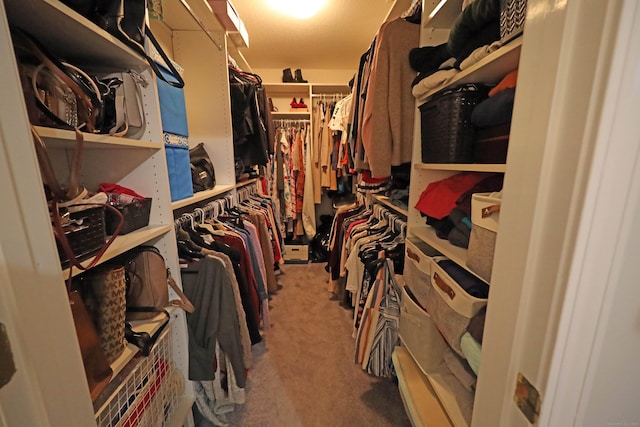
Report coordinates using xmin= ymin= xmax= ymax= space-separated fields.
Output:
xmin=197 ymin=262 xmax=411 ymax=427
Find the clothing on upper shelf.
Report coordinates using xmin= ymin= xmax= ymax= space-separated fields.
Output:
xmin=229 ymin=67 xmax=274 ymax=168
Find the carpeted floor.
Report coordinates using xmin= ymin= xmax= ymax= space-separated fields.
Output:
xmin=196 ymin=261 xmax=411 ymax=427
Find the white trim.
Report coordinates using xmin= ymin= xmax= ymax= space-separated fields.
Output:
xmin=542 ymin=1 xmax=640 ymax=425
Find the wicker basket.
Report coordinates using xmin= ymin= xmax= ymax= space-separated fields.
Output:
xmin=419 ymin=84 xmax=489 ymax=164
xmin=56 ymin=206 xmax=106 ymax=268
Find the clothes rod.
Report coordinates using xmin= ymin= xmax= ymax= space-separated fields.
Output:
xmin=179 ymin=0 xmax=224 ymax=51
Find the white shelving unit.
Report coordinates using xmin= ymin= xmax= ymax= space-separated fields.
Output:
xmin=0 ymin=0 xmax=254 ymax=424
xmin=396 ymin=0 xmax=521 ymax=426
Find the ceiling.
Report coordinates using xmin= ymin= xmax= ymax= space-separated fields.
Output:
xmin=229 ymin=0 xmax=403 ymax=70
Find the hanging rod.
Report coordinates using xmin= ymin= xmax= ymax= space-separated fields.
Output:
xmin=179 ymin=0 xmax=224 ymax=51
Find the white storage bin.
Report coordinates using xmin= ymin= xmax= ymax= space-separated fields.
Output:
xmin=399 ymin=286 xmax=448 ymax=375
xmin=467 ymin=192 xmax=502 ymax=282
xmin=426 ymin=257 xmax=489 ymax=356
xmin=283 ymin=244 xmax=309 ymax=264
xmin=403 ymin=238 xmax=440 ymax=308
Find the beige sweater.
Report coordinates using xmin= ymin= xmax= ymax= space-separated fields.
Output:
xmin=361 ymin=18 xmax=420 ymax=178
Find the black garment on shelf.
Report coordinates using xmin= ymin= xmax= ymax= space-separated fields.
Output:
xmin=229 ymin=68 xmax=271 ymax=167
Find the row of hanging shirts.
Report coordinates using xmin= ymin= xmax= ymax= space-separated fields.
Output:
xmin=172 ymin=187 xmax=284 ymax=424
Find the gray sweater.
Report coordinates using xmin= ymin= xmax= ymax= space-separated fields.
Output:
xmin=181 ymin=256 xmax=246 ymax=387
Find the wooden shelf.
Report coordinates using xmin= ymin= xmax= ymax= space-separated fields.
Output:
xmin=393 ymin=346 xmax=453 ymax=427
xmin=414 ymin=163 xmax=506 ymax=173
xmin=5 ymin=0 xmax=148 ymax=72
xmin=62 ymin=225 xmax=172 ymax=279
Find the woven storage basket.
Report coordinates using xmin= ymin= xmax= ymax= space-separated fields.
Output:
xmin=56 ymin=206 xmax=106 ymax=268
xmin=420 ymin=84 xmax=489 ymax=163
xmin=500 ymin=0 xmax=527 ymax=42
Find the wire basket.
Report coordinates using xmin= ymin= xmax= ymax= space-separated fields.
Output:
xmin=419 ymin=84 xmax=489 ymax=164
xmin=94 ymin=328 xmax=184 ymax=427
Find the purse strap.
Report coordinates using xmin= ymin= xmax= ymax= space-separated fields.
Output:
xmin=145 ymin=25 xmax=185 ymax=89
xmin=167 ymin=268 xmax=195 ymax=313
xmin=13 ymin=27 xmax=101 ymax=132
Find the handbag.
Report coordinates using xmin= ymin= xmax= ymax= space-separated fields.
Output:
xmin=189 ymin=143 xmax=216 ymax=192
xmin=80 ymin=265 xmax=128 ymax=365
xmin=12 ymin=28 xmax=102 ymax=133
xmin=122 ymin=246 xmax=194 ymax=355
xmin=98 ymin=70 xmax=147 ymax=138
xmin=123 ymin=246 xmax=194 ymax=320
xmin=68 ymin=289 xmax=113 ymax=401
xmin=60 ymin=0 xmax=185 ymax=89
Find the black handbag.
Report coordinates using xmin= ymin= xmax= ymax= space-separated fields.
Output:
xmin=60 ymin=0 xmax=185 ymax=89
xmin=189 ymin=143 xmax=216 ymax=192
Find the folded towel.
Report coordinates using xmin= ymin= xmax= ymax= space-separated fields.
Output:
xmin=412 ymin=69 xmax=459 ymax=99
xmin=459 ymin=40 xmax=503 ymax=70
xmin=460 ymin=332 xmax=482 ymax=375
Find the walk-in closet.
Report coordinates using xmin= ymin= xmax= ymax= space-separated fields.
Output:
xmin=1 ymin=0 xmax=639 ymax=426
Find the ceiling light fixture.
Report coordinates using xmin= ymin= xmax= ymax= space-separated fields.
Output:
xmin=265 ymin=0 xmax=328 ymax=19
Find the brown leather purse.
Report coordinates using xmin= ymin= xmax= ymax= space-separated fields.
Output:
xmin=68 ymin=289 xmax=113 ymax=401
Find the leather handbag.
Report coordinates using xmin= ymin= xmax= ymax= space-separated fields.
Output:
xmin=81 ymin=265 xmax=128 ymax=365
xmin=98 ymin=70 xmax=147 ymax=138
xmin=123 ymin=246 xmax=194 ymax=320
xmin=68 ymin=289 xmax=113 ymax=401
xmin=189 ymin=143 xmax=216 ymax=192
xmin=12 ymin=28 xmax=102 ymax=133
xmin=60 ymin=0 xmax=185 ymax=88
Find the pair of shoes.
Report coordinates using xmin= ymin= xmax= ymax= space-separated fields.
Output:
xmin=290 ymin=97 xmax=308 ymax=109
xmin=282 ymin=68 xmax=308 ymax=83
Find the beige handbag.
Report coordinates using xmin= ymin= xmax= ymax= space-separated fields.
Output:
xmin=123 ymin=246 xmax=194 ymax=321
xmin=82 ymin=265 xmax=128 ymax=365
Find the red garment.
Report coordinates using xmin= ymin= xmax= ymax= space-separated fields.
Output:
xmin=219 ymin=234 xmax=261 ymax=322
xmin=98 ymin=183 xmax=145 ymax=199
xmin=415 ymin=172 xmax=491 ymax=219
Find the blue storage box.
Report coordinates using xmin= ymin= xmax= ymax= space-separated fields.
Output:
xmin=156 ymin=63 xmax=189 ymax=137
xmin=164 ymin=144 xmax=193 ymax=202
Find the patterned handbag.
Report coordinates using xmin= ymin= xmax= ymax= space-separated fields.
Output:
xmin=82 ymin=265 xmax=127 ymax=364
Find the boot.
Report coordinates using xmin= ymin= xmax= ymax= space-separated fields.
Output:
xmin=282 ymin=68 xmax=295 ymax=83
xmin=294 ymin=68 xmax=308 ymax=83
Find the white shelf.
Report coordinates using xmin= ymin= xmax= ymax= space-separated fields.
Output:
xmin=235 ymin=178 xmax=258 ymax=188
xmin=411 ymin=226 xmax=487 ymax=281
xmin=426 ymin=359 xmax=474 ymax=427
xmin=371 ymin=195 xmax=409 ymax=217
xmin=264 ymin=83 xmax=311 ymax=94
xmin=418 ymin=37 xmax=523 ymax=103
xmin=62 ymin=225 xmax=172 ymax=279
xmin=5 ymin=0 xmax=149 ymax=72
xmin=171 ymin=184 xmax=236 ymax=210
xmin=392 ymin=346 xmax=453 ymax=427
xmin=34 ymin=127 xmax=162 ymax=150
xmin=414 ymin=163 xmax=506 ymax=173
xmin=272 ymin=111 xmax=311 ymax=119
xmin=424 ymin=0 xmax=464 ymax=29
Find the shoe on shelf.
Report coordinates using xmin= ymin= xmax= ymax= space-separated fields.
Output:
xmin=290 ymin=97 xmax=298 ymax=109
xmin=294 ymin=68 xmax=308 ymax=83
xmin=282 ymin=68 xmax=295 ymax=83
xmin=268 ymin=97 xmax=278 ymax=112
xmin=298 ymin=98 xmax=308 ymax=109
